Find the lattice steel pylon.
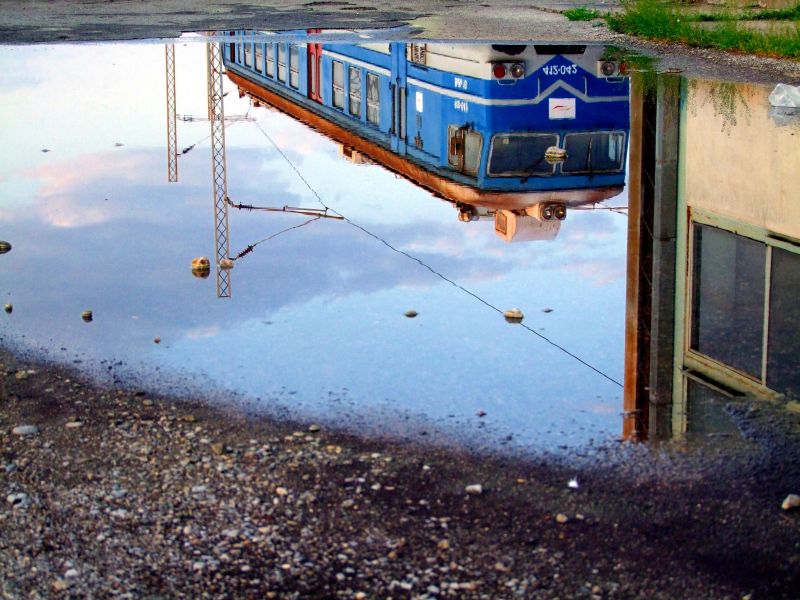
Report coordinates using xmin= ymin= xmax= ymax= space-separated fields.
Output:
xmin=165 ymin=44 xmax=178 ymax=183
xmin=207 ymin=41 xmax=231 ymax=298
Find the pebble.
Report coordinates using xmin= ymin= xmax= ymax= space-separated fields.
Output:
xmin=556 ymin=513 xmax=569 ymax=524
xmin=3 ymin=304 xmax=11 ymax=314
xmin=12 ymin=425 xmax=39 ymax=436
xmin=81 ymin=310 xmax=93 ymax=322
xmin=437 ymin=539 xmax=450 ymax=550
xmin=6 ymin=492 xmax=29 ymax=507
xmin=275 ymin=487 xmax=289 ymax=497
xmin=308 ymin=424 xmax=320 ymax=432
xmin=210 ymin=442 xmax=225 ymax=455
xmin=65 ymin=421 xmax=83 ymax=429
xmin=404 ymin=309 xmax=418 ymax=318
xmin=14 ymin=371 xmax=28 ymax=380
xmin=465 ymin=484 xmax=483 ymax=495
xmin=64 ymin=568 xmax=79 ymax=578
xmin=781 ymin=494 xmax=800 ymax=510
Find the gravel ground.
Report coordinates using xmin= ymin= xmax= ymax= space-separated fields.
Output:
xmin=2 ymin=350 xmax=799 ymax=598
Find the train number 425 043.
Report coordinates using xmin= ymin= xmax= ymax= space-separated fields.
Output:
xmin=541 ymin=65 xmax=578 ymax=76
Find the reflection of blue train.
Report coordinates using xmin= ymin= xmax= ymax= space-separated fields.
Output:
xmin=222 ymin=36 xmax=630 ymax=241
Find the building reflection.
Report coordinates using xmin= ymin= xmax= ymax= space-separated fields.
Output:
xmin=222 ymin=37 xmax=630 ymax=243
xmin=624 ymin=74 xmax=800 ymax=441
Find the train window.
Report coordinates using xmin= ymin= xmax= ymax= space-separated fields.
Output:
xmin=289 ymin=46 xmax=299 ymax=88
xmin=255 ymin=45 xmax=264 ymax=73
xmin=349 ymin=67 xmax=362 ymax=117
xmin=562 ymin=132 xmax=625 ymax=173
xmin=332 ymin=61 xmax=345 ymax=109
xmin=447 ymin=126 xmax=482 ymax=176
xmin=277 ymin=45 xmax=287 ymax=82
xmin=243 ymin=43 xmax=252 ymax=68
xmin=366 ymin=73 xmax=380 ymax=125
xmin=487 ymin=133 xmax=557 ymax=176
xmin=227 ymin=43 xmax=235 ymax=62
xmin=266 ymin=44 xmax=275 ymax=77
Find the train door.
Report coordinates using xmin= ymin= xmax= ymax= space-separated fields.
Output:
xmin=307 ymin=30 xmax=322 ymax=103
xmin=390 ymin=43 xmax=407 ymax=155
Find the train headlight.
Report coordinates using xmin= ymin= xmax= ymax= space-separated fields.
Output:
xmin=510 ymin=63 xmax=525 ymax=78
xmin=541 ymin=206 xmax=555 ymax=221
xmin=553 ymin=205 xmax=567 ymax=220
xmin=492 ymin=63 xmax=507 ymax=79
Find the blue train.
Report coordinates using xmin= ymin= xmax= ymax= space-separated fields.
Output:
xmin=222 ymin=35 xmax=630 ymax=241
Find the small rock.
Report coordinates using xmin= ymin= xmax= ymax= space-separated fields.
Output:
xmin=65 ymin=421 xmax=83 ymax=429
xmin=81 ymin=310 xmax=93 ymax=322
xmin=6 ymin=492 xmax=29 ymax=507
xmin=476 ymin=410 xmax=487 ymax=418
xmin=465 ymin=484 xmax=483 ymax=495
xmin=14 ymin=371 xmax=28 ymax=380
xmin=3 ymin=304 xmax=11 ymax=314
xmin=52 ymin=579 xmax=68 ymax=592
xmin=341 ymin=499 xmax=355 ymax=509
xmin=142 ymin=399 xmax=154 ymax=407
xmin=308 ymin=424 xmax=320 ymax=433
xmin=555 ymin=513 xmax=569 ymax=524
xmin=210 ymin=442 xmax=225 ymax=455
xmin=12 ymin=425 xmax=39 ymax=436
xmin=541 ymin=308 xmax=553 ymax=313
xmin=404 ymin=309 xmax=418 ymax=318
xmin=222 ymin=528 xmax=239 ymax=538
xmin=275 ymin=487 xmax=289 ymax=497
xmin=503 ymin=308 xmax=524 ymax=323
xmin=781 ymin=494 xmax=800 ymax=510
xmin=64 ymin=568 xmax=79 ymax=579
xmin=568 ymin=478 xmax=579 ymax=489
xmin=153 ymin=336 xmax=161 ymax=344
xmin=110 ymin=508 xmax=129 ymax=519
xmin=437 ymin=539 xmax=450 ymax=550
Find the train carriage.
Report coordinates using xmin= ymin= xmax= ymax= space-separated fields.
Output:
xmin=222 ymin=35 xmax=630 ymax=240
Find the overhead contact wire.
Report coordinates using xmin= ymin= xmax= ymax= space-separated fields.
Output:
xmin=252 ymin=119 xmax=623 ymax=388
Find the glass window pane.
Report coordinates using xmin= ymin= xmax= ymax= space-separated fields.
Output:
xmin=289 ymin=45 xmax=299 ymax=88
xmin=691 ymin=224 xmax=765 ymax=378
xmin=277 ymin=45 xmax=286 ymax=82
xmin=562 ymin=132 xmax=625 ymax=173
xmin=266 ymin=44 xmax=274 ymax=77
xmin=487 ymin=134 xmax=558 ymax=176
xmin=349 ymin=66 xmax=361 ymax=117
xmin=366 ymin=72 xmax=379 ymax=125
xmin=767 ymin=248 xmax=800 ymax=398
xmin=243 ymin=44 xmax=252 ymax=68
xmin=332 ymin=61 xmax=344 ymax=109
xmin=255 ymin=45 xmax=263 ymax=73
xmin=463 ymin=131 xmax=482 ymax=176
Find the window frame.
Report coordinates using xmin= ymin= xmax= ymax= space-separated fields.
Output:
xmin=486 ymin=132 xmax=558 ymax=177
xmin=243 ymin=43 xmax=253 ymax=68
xmin=683 ymin=208 xmax=800 ymax=397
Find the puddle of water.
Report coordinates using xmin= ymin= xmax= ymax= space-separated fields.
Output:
xmin=0 ymin=33 xmax=797 ymax=454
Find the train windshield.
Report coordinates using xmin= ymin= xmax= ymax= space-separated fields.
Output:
xmin=562 ymin=132 xmax=626 ymax=174
xmin=488 ymin=134 xmax=558 ymax=177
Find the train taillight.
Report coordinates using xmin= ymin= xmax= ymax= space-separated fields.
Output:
xmin=492 ymin=62 xmax=525 ymax=81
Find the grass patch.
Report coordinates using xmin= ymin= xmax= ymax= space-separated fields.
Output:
xmin=606 ymin=0 xmax=800 ymax=58
xmin=564 ymin=6 xmax=602 ymax=21
xmin=694 ymin=4 xmax=800 ymax=22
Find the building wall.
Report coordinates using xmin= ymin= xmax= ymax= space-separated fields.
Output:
xmin=682 ymin=80 xmax=800 ymax=240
